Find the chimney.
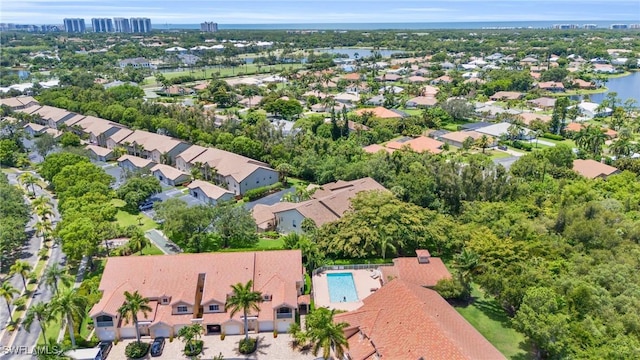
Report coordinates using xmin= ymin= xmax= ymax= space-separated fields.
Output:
xmin=416 ymin=249 xmax=431 ymax=264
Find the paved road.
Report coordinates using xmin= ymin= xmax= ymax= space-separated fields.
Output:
xmin=0 ymin=171 xmax=63 ymax=355
xmin=145 ymin=230 xmax=181 ymax=254
xmin=493 ymin=156 xmax=521 ymax=170
xmin=244 ymin=187 xmax=295 ymax=210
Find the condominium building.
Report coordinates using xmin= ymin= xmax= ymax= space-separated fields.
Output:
xmin=130 ymin=17 xmax=152 ymax=33
xmin=200 ymin=21 xmax=218 ymax=32
xmin=113 ymin=18 xmax=131 ymax=33
xmin=91 ymin=18 xmax=113 ymax=33
xmin=63 ymin=18 xmax=86 ymax=33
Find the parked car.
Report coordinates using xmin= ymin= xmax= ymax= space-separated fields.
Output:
xmin=498 ymin=145 xmax=508 ymax=151
xmin=150 ymin=337 xmax=165 ymax=357
xmin=138 ymin=197 xmax=161 ymax=211
xmin=96 ymin=341 xmax=112 ymax=360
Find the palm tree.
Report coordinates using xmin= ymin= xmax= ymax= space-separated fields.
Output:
xmin=43 ymin=264 xmax=72 ymax=295
xmin=128 ymin=232 xmax=150 ymax=255
xmin=177 ymin=323 xmax=204 ymax=354
xmin=454 ymin=248 xmax=482 ymax=295
xmin=34 ymin=206 xmax=54 ymax=222
xmin=378 ymin=235 xmax=397 ymax=260
xmin=275 ymin=163 xmax=293 ymax=184
xmin=34 ymin=220 xmax=53 ymax=241
xmin=51 ymin=288 xmax=86 ymax=348
xmin=225 ymin=280 xmax=263 ymax=343
xmin=23 ymin=302 xmax=53 ymax=342
xmin=0 ymin=281 xmax=19 ymax=315
xmin=19 ymin=172 xmax=38 ymax=196
xmin=31 ymin=196 xmax=52 ymax=210
xmin=475 ymin=134 xmax=492 ymax=154
xmin=305 ymin=308 xmax=349 ymax=360
xmin=10 ymin=260 xmax=32 ymax=290
xmin=117 ymin=291 xmax=152 ymax=344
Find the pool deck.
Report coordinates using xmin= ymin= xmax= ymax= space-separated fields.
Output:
xmin=313 ymin=269 xmax=383 ymax=311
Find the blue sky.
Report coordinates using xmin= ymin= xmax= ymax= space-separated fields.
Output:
xmin=1 ymin=0 xmax=638 ymax=24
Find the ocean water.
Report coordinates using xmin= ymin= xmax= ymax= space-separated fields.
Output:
xmin=153 ymin=20 xmax=638 ymax=31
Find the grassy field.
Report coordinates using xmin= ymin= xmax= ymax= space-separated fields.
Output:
xmin=539 ymin=137 xmax=576 ymax=148
xmin=111 ymin=199 xmax=158 ymax=232
xmin=456 ymin=285 xmax=531 ymax=359
xmin=487 ymin=150 xmax=514 ymax=159
xmin=145 ymin=63 xmax=305 ymax=84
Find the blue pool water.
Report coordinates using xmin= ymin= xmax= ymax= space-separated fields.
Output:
xmin=327 ymin=273 xmax=359 ymax=303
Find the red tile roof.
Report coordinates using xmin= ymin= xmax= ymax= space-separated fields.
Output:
xmin=334 ymin=280 xmax=505 ymax=360
xmin=355 ymin=107 xmax=404 ymax=119
xmin=573 ymin=159 xmax=619 ymax=179
xmin=386 ymin=136 xmax=444 ymax=154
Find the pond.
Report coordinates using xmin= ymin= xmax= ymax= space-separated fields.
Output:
xmin=590 ymin=72 xmax=640 ymax=105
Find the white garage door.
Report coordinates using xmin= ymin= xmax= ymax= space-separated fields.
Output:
xmin=259 ymin=321 xmax=273 ymax=332
xmin=97 ymin=329 xmax=115 ymax=341
xmin=277 ymin=321 xmax=291 ymax=333
xmin=119 ymin=328 xmax=137 ymax=339
xmin=153 ymin=327 xmax=171 ymax=338
xmin=224 ymin=324 xmax=241 ymax=335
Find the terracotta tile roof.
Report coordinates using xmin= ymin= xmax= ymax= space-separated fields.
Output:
xmin=517 ymin=112 xmax=552 ymax=125
xmin=150 ymin=163 xmax=189 ymax=181
xmin=573 ymin=79 xmax=595 ymax=88
xmin=91 ymin=251 xmax=303 ymax=327
xmin=382 ymin=257 xmax=452 ymax=287
xmin=439 ymin=130 xmax=484 ymax=144
xmin=187 ymin=180 xmax=234 ymax=200
xmin=565 ymin=122 xmax=583 ymax=132
xmin=573 ymin=159 xmax=619 ymax=179
xmin=537 ymin=81 xmax=565 ymax=90
xmin=386 ymin=136 xmax=444 ymax=154
xmin=490 ymin=91 xmax=523 ymax=100
xmin=334 ymin=280 xmax=506 ymax=360
xmin=415 ymin=249 xmax=431 ymax=258
xmin=343 ymin=73 xmax=361 ymax=81
xmin=362 ymin=144 xmax=393 ymax=154
xmin=355 ymin=107 xmax=404 ymax=119
xmin=422 ymin=85 xmax=439 ymax=96
xmin=117 ymin=154 xmax=155 ymax=169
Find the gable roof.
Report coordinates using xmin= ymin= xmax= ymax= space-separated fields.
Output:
xmin=386 ymin=136 xmax=444 ymax=154
xmin=439 ymin=130 xmax=484 ymax=144
xmin=269 ymin=178 xmax=387 ymax=227
xmin=117 ymin=154 xmax=155 ymax=169
xmin=187 ymin=180 xmax=234 ymax=200
xmin=362 ymin=144 xmax=393 ymax=154
xmin=334 ymin=280 xmax=506 ymax=360
xmin=379 ymin=256 xmax=452 ymax=287
xmin=176 ymin=145 xmax=208 ymax=163
xmin=190 ymin=148 xmax=274 ymax=183
xmin=117 ymin=129 xmax=185 ymax=154
xmin=355 ymin=107 xmax=405 ymax=119
xmin=572 ymin=159 xmax=619 ymax=179
xmin=0 ymin=96 xmax=38 ymax=109
xmin=91 ymin=250 xmax=303 ymax=320
xmin=150 ymin=163 xmax=189 ymax=181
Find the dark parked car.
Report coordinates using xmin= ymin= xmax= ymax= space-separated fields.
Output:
xmin=96 ymin=341 xmax=112 ymax=360
xmin=150 ymin=337 xmax=165 ymax=357
xmin=498 ymin=145 xmax=508 ymax=151
xmin=138 ymin=197 xmax=161 ymax=211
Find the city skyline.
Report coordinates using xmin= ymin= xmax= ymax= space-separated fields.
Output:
xmin=1 ymin=0 xmax=638 ymax=24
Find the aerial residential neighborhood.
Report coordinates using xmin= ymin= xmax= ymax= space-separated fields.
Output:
xmin=1 ymin=2 xmax=640 ymax=360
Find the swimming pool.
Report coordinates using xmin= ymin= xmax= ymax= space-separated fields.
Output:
xmin=326 ymin=273 xmax=359 ymax=303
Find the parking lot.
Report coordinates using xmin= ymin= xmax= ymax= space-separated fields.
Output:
xmin=108 ymin=334 xmax=318 ymax=360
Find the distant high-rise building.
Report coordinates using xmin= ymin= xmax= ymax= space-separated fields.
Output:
xmin=63 ymin=18 xmax=86 ymax=33
xmin=130 ymin=17 xmax=152 ymax=33
xmin=91 ymin=18 xmax=113 ymax=32
xmin=610 ymin=24 xmax=629 ymax=29
xmin=113 ymin=17 xmax=131 ymax=33
xmin=200 ymin=21 xmax=218 ymax=32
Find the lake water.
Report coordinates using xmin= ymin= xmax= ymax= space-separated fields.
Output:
xmin=590 ymin=72 xmax=640 ymax=105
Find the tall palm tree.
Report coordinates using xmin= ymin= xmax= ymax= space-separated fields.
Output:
xmin=23 ymin=302 xmax=53 ymax=342
xmin=51 ymin=288 xmax=87 ymax=348
xmin=34 ymin=220 xmax=53 ymax=241
xmin=177 ymin=323 xmax=204 ymax=354
xmin=43 ymin=264 xmax=72 ymax=295
xmin=31 ymin=196 xmax=52 ymax=211
xmin=0 ymin=281 xmax=19 ymax=315
xmin=19 ymin=172 xmax=38 ymax=196
xmin=306 ymin=308 xmax=349 ymax=360
xmin=10 ymin=260 xmax=32 ymax=290
xmin=117 ymin=291 xmax=152 ymax=344
xmin=34 ymin=206 xmax=54 ymax=222
xmin=475 ymin=134 xmax=492 ymax=154
xmin=225 ymin=280 xmax=263 ymax=343
xmin=378 ymin=235 xmax=397 ymax=260
xmin=128 ymin=232 xmax=150 ymax=255
xmin=454 ymin=248 xmax=482 ymax=295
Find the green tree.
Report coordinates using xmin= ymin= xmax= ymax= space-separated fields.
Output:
xmin=10 ymin=260 xmax=32 ymax=290
xmin=34 ymin=133 xmax=57 ymax=157
xmin=43 ymin=264 xmax=73 ymax=295
xmin=59 ymin=132 xmax=81 ymax=147
xmin=38 ymin=152 xmax=89 ymax=182
xmin=117 ymin=291 xmax=152 ymax=344
xmin=225 ymin=280 xmax=263 ymax=343
xmin=51 ymin=288 xmax=87 ymax=348
xmin=305 ymin=307 xmax=349 ymax=360
xmin=127 ymin=230 xmax=150 ymax=255
xmin=475 ymin=135 xmax=492 ymax=154
xmin=0 ymin=281 xmax=19 ymax=315
xmin=177 ymin=323 xmax=204 ymax=355
xmin=18 ymin=172 xmax=38 ymax=196
xmin=23 ymin=302 xmax=53 ymax=343
xmin=0 ymin=139 xmax=19 ymax=166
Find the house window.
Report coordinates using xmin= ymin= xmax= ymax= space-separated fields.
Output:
xmin=177 ymin=305 xmax=188 ymax=313
xmin=292 ymin=220 xmax=297 ymax=228
xmin=161 ymin=297 xmax=169 ymax=304
xmin=263 ymin=294 xmax=272 ymax=301
xmin=209 ymin=304 xmax=219 ymax=312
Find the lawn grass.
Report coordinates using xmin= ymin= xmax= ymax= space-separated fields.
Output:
xmin=256 ymin=238 xmax=285 ymax=250
xmin=138 ymin=243 xmax=164 ymax=256
xmin=146 ymin=63 xmax=305 ymax=84
xmin=539 ymin=137 xmax=576 ymax=148
xmin=487 ymin=150 xmax=513 ymax=159
xmin=110 ymin=199 xmax=158 ymax=232
xmin=455 ymin=285 xmax=532 ymax=359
